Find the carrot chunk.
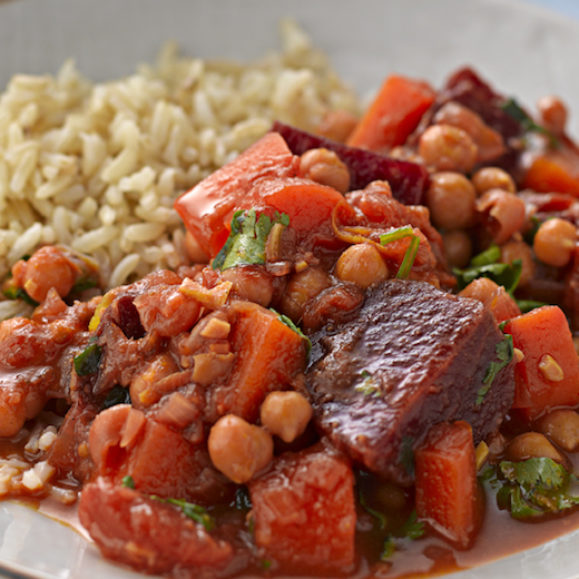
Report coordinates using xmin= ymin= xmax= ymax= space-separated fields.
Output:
xmin=503 ymin=305 xmax=579 ymax=419
xmin=522 ymin=148 xmax=579 ymax=197
xmin=214 ymin=302 xmax=308 ymax=422
xmin=347 ymin=75 xmax=436 ymax=151
xmin=415 ymin=421 xmax=480 ymax=549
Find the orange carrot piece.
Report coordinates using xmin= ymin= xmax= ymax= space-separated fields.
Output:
xmin=216 ymin=302 xmax=308 ymax=422
xmin=503 ymin=305 xmax=579 ymax=419
xmin=174 ymin=132 xmax=299 ymax=256
xmin=347 ymin=75 xmax=436 ymax=152
xmin=522 ymin=153 xmax=579 ymax=197
xmin=415 ymin=421 xmax=480 ymax=549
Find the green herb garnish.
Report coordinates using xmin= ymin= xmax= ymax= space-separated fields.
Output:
xmin=477 ymin=335 xmax=513 ymax=405
xmin=102 ymin=385 xmax=131 ymax=409
xmin=516 ymin=299 xmax=547 ymax=313
xmin=152 ymin=496 xmax=215 ymax=531
xmin=121 ymin=475 xmax=135 ymax=489
xmin=380 ymin=226 xmax=420 ymax=279
xmin=2 ymin=284 xmax=39 ymax=306
xmin=359 ymin=489 xmax=388 ymax=531
xmin=71 ymin=276 xmax=98 ymax=294
xmin=490 ymin=457 xmax=579 ymax=519
xmin=271 ymin=309 xmax=311 ymax=356
xmin=73 ymin=342 xmax=102 ymax=376
xmin=213 ymin=209 xmax=289 ymax=271
xmin=501 ymin=97 xmax=559 ymax=148
xmin=354 ymin=370 xmax=381 ymax=398
xmin=380 ymin=510 xmax=425 ymax=560
xmin=453 ymin=245 xmax=522 ymax=295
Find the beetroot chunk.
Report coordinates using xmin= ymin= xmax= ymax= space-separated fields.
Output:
xmin=305 ymin=279 xmax=515 ymax=486
xmin=79 ymin=478 xmax=233 ymax=577
xmin=248 ymin=444 xmax=356 ymax=574
xmin=272 ymin=121 xmax=429 ymax=205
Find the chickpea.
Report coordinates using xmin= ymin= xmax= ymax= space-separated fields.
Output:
xmin=280 ymin=267 xmax=331 ymax=321
xmin=221 ymin=266 xmax=274 ymax=307
xmin=537 ymin=95 xmax=568 ymax=134
xmin=299 ymin=148 xmax=351 ymax=193
xmin=418 ymin=124 xmax=478 ymax=173
xmin=316 ymin=109 xmax=359 ymax=143
xmin=260 ymin=391 xmax=313 ymax=443
xmin=505 ymin=432 xmax=566 ymax=465
xmin=425 ymin=172 xmax=476 ymax=230
xmin=19 ymin=246 xmax=78 ymax=303
xmin=334 ymin=243 xmax=389 ymax=288
xmin=533 ymin=217 xmax=576 ymax=267
xmin=535 ymin=409 xmax=579 ymax=452
xmin=442 ymin=230 xmax=472 ymax=268
xmin=208 ymin=414 xmax=273 ymax=484
xmin=476 ymin=189 xmax=526 ymax=245
xmin=471 ymin=167 xmax=516 ymax=195
xmin=184 ymin=230 xmax=209 ymax=264
xmin=500 ymin=240 xmax=535 ymax=287
xmin=433 ymin=102 xmax=506 ymax=163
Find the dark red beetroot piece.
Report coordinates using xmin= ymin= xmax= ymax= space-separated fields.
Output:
xmin=272 ymin=121 xmax=429 ymax=205
xmin=305 ymin=279 xmax=515 ymax=486
xmin=248 ymin=444 xmax=356 ymax=574
xmin=79 ymin=478 xmax=233 ymax=577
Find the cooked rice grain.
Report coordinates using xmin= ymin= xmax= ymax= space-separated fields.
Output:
xmin=0 ymin=20 xmax=359 ymax=317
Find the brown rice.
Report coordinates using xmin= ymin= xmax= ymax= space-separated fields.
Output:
xmin=0 ymin=19 xmax=360 ymax=320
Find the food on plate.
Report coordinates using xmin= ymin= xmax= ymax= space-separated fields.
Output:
xmin=1 ymin=24 xmax=579 ymax=579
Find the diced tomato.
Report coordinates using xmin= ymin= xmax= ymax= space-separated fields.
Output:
xmin=242 ymin=177 xmax=346 ymax=250
xmin=174 ymin=132 xmax=299 ymax=256
xmin=415 ymin=421 xmax=480 ymax=549
xmin=79 ymin=478 xmax=233 ymax=575
xmin=249 ymin=445 xmax=356 ymax=573
xmin=88 ymin=405 xmax=228 ymax=502
xmin=503 ymin=305 xmax=579 ymax=419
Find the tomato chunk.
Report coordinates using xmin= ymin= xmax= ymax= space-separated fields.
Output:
xmin=174 ymin=132 xmax=298 ymax=256
xmin=249 ymin=445 xmax=356 ymax=573
xmin=79 ymin=478 xmax=233 ymax=575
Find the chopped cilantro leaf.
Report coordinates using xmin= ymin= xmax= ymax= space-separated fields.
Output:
xmin=73 ymin=342 xmax=102 ymax=376
xmin=453 ymin=244 xmax=522 ymax=294
xmin=490 ymin=457 xmax=579 ymax=519
xmin=2 ymin=284 xmax=39 ymax=306
xmin=477 ymin=335 xmax=513 ymax=405
xmin=400 ymin=510 xmax=425 ymax=540
xmin=270 ymin=308 xmax=311 ymax=355
xmin=380 ymin=537 xmax=396 ymax=560
xmin=102 ymin=385 xmax=131 ymax=409
xmin=234 ymin=486 xmax=252 ymax=511
xmin=151 ymin=496 xmax=215 ymax=531
xmin=212 ymin=209 xmax=289 ymax=271
xmin=121 ymin=475 xmax=135 ymax=489
xmin=359 ymin=489 xmax=388 ymax=531
xmin=354 ymin=370 xmax=381 ymax=397
xmin=501 ymin=97 xmax=559 ymax=148
xmin=516 ymin=299 xmax=547 ymax=313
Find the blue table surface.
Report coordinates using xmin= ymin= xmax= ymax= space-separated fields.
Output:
xmin=525 ymin=0 xmax=579 ymax=20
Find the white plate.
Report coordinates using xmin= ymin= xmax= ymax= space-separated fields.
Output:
xmin=1 ymin=0 xmax=579 ymax=577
